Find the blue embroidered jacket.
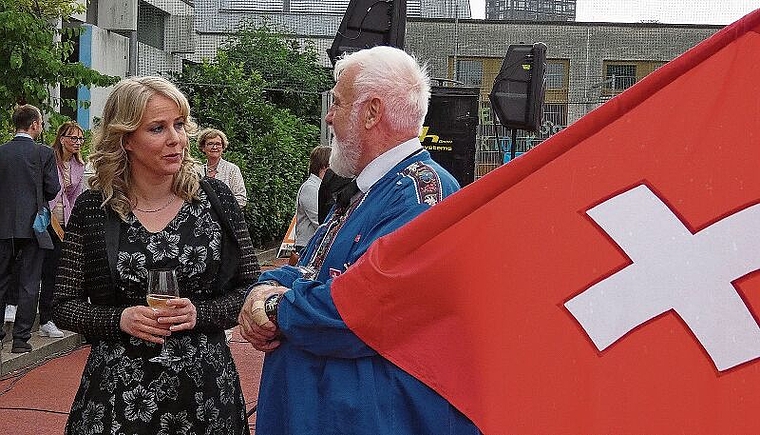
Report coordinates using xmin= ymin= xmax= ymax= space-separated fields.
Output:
xmin=254 ymin=150 xmax=481 ymax=434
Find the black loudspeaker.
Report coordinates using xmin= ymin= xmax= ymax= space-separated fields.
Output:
xmin=420 ymin=86 xmax=480 ymax=187
xmin=489 ymin=43 xmax=547 ymax=132
xmin=327 ymin=0 xmax=407 ymax=65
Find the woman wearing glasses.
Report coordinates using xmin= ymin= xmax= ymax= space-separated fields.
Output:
xmin=39 ymin=121 xmax=87 ymax=339
xmin=197 ymin=128 xmax=248 ymax=209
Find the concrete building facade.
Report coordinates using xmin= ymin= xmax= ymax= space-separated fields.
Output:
xmin=69 ymin=1 xmax=723 ymax=174
xmin=486 ymin=0 xmax=577 ymax=21
xmin=69 ymin=0 xmax=195 ymax=129
xmin=191 ymin=0 xmax=470 ymax=65
xmin=219 ymin=0 xmax=470 ymax=18
xmin=404 ymin=18 xmax=720 ymax=173
xmin=407 ymin=18 xmax=720 ymax=120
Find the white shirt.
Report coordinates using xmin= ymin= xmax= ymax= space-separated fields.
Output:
xmin=295 ymin=173 xmax=322 ymax=246
xmin=356 ymin=138 xmax=423 ymax=193
xmin=198 ymin=158 xmax=248 ymax=208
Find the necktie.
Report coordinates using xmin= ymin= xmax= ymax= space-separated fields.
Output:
xmin=335 ymin=179 xmax=359 ymax=210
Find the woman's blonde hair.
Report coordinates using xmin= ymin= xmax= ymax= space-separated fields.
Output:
xmin=52 ymin=121 xmax=85 ymax=165
xmin=197 ymin=128 xmax=229 ymax=152
xmin=88 ymin=76 xmax=199 ymax=220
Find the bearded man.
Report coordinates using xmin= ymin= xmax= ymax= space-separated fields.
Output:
xmin=239 ymin=46 xmax=480 ymax=434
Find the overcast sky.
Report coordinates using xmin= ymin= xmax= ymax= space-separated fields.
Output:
xmin=469 ymin=0 xmax=759 ymax=24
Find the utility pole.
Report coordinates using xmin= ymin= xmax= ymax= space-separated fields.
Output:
xmin=453 ymin=2 xmax=459 ymax=84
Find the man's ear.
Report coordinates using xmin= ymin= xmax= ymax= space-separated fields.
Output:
xmin=364 ymin=97 xmax=383 ymax=129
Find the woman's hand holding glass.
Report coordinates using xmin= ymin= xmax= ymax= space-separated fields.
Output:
xmin=146 ymin=268 xmax=197 ymax=336
xmin=119 ymin=304 xmax=172 ymax=345
xmin=154 ymin=297 xmax=197 ymax=333
xmin=118 ymin=269 xmax=197 ymax=360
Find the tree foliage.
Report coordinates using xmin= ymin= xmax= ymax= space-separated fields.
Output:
xmin=174 ymin=47 xmax=324 ymax=246
xmin=173 ymin=23 xmax=333 ymax=246
xmin=0 ymin=0 xmax=117 ymax=136
xmin=223 ymin=22 xmax=334 ymax=126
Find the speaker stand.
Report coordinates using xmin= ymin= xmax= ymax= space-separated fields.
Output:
xmin=510 ymin=128 xmax=518 ymax=161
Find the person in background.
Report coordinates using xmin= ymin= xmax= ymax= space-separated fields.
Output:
xmin=53 ymin=76 xmax=258 ymax=434
xmin=3 ymin=266 xmax=19 ymax=324
xmin=294 ymin=145 xmax=331 ymax=253
xmin=317 ymin=167 xmax=352 ymax=224
xmin=38 ymin=121 xmax=87 ymax=339
xmin=0 ymin=105 xmax=60 ymax=354
xmin=196 ymin=128 xmax=250 ymax=344
xmin=238 ymin=46 xmax=480 ymax=434
xmin=197 ymin=128 xmax=247 ymax=209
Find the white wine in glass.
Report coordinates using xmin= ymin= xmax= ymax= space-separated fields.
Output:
xmin=146 ymin=294 xmax=175 ymax=310
xmin=146 ymin=268 xmax=181 ymax=364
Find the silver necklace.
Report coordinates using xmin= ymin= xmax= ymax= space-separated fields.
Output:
xmin=134 ymin=194 xmax=178 ymax=213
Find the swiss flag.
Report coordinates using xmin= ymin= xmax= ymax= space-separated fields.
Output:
xmin=332 ymin=9 xmax=760 ymax=434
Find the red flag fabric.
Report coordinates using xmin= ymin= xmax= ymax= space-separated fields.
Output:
xmin=332 ymin=9 xmax=760 ymax=434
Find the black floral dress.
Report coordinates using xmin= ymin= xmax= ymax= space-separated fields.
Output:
xmin=64 ymin=190 xmax=250 ymax=435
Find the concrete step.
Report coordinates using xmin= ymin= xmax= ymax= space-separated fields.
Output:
xmin=1 ymin=323 xmax=83 ymax=376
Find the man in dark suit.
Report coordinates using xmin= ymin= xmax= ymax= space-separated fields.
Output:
xmin=0 ymin=105 xmax=60 ymax=353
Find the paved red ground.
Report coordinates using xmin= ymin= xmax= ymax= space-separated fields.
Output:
xmin=0 ymin=257 xmax=286 ymax=434
xmin=0 ymin=327 xmax=265 ymax=434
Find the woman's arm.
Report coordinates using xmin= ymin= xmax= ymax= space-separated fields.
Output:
xmin=52 ymin=193 xmax=127 ymax=341
xmin=228 ymin=162 xmax=248 ymax=208
xmin=194 ymin=181 xmax=260 ymax=329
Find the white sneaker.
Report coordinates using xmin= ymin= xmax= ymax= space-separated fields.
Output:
xmin=4 ymin=305 xmax=16 ymax=323
xmin=39 ymin=321 xmax=65 ymax=338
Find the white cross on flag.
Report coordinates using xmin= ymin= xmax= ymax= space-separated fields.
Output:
xmin=332 ymin=8 xmax=760 ymax=434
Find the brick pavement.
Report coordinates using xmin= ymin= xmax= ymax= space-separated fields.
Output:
xmin=0 ymin=253 xmax=287 ymax=434
xmin=0 ymin=327 xmax=265 ymax=434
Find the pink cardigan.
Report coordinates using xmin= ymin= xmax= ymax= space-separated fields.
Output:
xmin=48 ymin=157 xmax=85 ymax=226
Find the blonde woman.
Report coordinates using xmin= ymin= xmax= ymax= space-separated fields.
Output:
xmin=197 ymin=128 xmax=248 ymax=208
xmin=53 ymin=76 xmax=259 ymax=434
xmin=39 ymin=121 xmax=87 ymax=339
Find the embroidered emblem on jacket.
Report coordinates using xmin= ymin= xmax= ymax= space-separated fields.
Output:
xmin=401 ymin=162 xmax=443 ymax=205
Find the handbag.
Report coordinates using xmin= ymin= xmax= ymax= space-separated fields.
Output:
xmin=51 ymin=215 xmax=65 ymax=241
xmin=32 ymin=207 xmax=54 ymax=249
xmin=33 ymin=146 xmax=55 ymax=250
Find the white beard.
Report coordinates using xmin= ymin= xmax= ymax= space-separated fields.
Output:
xmin=329 ymin=132 xmax=361 ymax=178
xmin=329 ymin=105 xmax=363 ymax=178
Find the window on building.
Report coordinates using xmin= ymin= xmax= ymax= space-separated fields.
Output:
xmin=137 ymin=1 xmax=167 ymax=50
xmin=545 ymin=61 xmax=567 ymax=90
xmin=221 ymin=0 xmax=282 ymax=12
xmin=605 ymin=63 xmax=637 ymax=92
xmin=456 ymin=59 xmax=483 ymax=87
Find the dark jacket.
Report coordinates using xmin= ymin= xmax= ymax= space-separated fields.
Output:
xmin=52 ymin=178 xmax=260 ymax=342
xmin=317 ymin=168 xmax=353 ymax=224
xmin=0 ymin=135 xmax=60 ymax=239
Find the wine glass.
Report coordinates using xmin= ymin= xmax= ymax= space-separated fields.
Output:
xmin=146 ymin=268 xmax=181 ymax=364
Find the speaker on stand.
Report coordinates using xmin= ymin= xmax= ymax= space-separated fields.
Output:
xmin=488 ymin=43 xmax=547 ymax=161
xmin=327 ymin=0 xmax=407 ymax=65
